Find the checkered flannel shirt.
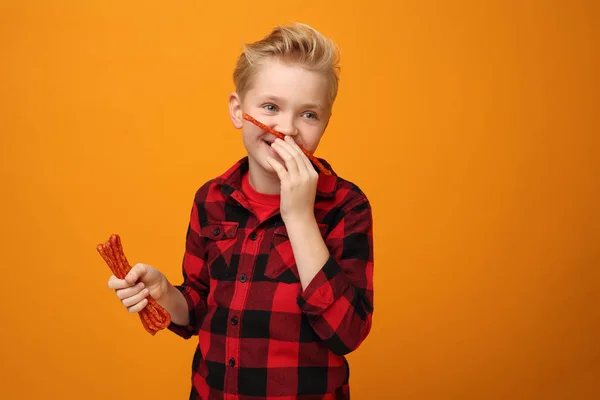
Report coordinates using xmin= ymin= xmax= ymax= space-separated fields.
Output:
xmin=168 ymin=157 xmax=374 ymax=400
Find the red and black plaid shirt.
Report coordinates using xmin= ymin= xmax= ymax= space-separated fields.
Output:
xmin=168 ymin=157 xmax=374 ymax=400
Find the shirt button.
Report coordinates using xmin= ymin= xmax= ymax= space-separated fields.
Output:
xmin=213 ymin=227 xmax=220 ymax=236
xmin=249 ymin=232 xmax=257 ymax=241
xmin=230 ymin=316 xmax=238 ymax=325
xmin=239 ymin=273 xmax=247 ymax=283
xmin=228 ymin=358 xmax=236 ymax=367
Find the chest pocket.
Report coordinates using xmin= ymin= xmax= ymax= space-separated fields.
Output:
xmin=200 ymin=221 xmax=239 ymax=280
xmin=264 ymin=223 xmax=329 ymax=284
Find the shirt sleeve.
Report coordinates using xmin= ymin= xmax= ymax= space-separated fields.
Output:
xmin=296 ymin=199 xmax=375 ymax=356
xmin=167 ymin=199 xmax=210 ymax=339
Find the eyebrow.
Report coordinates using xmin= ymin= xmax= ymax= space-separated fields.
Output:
xmin=261 ymin=95 xmax=325 ymax=111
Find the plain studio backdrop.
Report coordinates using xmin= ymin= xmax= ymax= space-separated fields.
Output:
xmin=1 ymin=1 xmax=598 ymax=399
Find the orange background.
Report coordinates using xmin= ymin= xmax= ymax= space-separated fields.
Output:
xmin=1 ymin=1 xmax=599 ymax=399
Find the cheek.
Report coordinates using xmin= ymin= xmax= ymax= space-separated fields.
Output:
xmin=242 ymin=126 xmax=262 ymax=143
xmin=302 ymin=131 xmax=324 ymax=153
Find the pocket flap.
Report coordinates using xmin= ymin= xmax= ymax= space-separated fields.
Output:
xmin=200 ymin=221 xmax=239 ymax=240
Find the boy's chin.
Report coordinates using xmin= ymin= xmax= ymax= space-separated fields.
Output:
xmin=262 ymin=161 xmax=279 ymax=175
xmin=248 ymin=154 xmax=279 ymax=175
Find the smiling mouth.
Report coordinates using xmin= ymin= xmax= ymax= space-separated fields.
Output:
xmin=243 ymin=112 xmax=331 ymax=176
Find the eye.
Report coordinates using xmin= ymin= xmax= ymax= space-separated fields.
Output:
xmin=263 ymin=104 xmax=278 ymax=112
xmin=303 ymin=111 xmax=318 ymax=120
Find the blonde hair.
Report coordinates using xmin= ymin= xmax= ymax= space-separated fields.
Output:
xmin=233 ymin=23 xmax=341 ymax=109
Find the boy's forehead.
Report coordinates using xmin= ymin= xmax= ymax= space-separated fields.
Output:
xmin=249 ymin=60 xmax=329 ymax=105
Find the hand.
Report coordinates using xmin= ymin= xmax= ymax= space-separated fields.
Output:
xmin=266 ymin=135 xmax=319 ymax=223
xmin=107 ymin=263 xmax=168 ymax=313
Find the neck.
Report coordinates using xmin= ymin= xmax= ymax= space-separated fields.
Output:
xmin=247 ymin=158 xmax=281 ymax=195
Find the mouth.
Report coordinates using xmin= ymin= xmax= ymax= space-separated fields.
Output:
xmin=262 ymin=139 xmax=274 ymax=147
xmin=243 ymin=112 xmax=331 ymax=176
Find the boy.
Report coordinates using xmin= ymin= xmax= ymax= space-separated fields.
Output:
xmin=108 ymin=23 xmax=374 ymax=399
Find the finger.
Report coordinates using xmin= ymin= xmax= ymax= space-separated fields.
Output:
xmin=271 ymin=138 xmax=300 ymax=176
xmin=121 ymin=287 xmax=149 ymax=307
xmin=266 ymin=157 xmax=288 ymax=181
xmin=115 ymin=281 xmax=146 ymax=299
xmin=108 ymin=275 xmax=134 ymax=290
xmin=283 ymin=136 xmax=316 ymax=178
xmin=284 ymin=135 xmax=314 ymax=175
xmin=127 ymin=298 xmax=148 ymax=313
xmin=125 ymin=263 xmax=149 ymax=285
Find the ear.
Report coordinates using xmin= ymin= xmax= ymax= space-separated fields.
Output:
xmin=228 ymin=92 xmax=243 ymax=129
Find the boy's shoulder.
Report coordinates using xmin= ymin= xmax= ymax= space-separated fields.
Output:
xmin=189 ymin=158 xmax=249 ymax=202
xmin=317 ymin=158 xmax=371 ymax=211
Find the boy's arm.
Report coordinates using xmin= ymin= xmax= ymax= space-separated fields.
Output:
xmin=156 ymin=282 xmax=190 ymax=326
xmin=167 ymin=199 xmax=211 ymax=339
xmin=286 ymin=199 xmax=374 ymax=356
xmin=285 ymin=218 xmax=330 ymax=290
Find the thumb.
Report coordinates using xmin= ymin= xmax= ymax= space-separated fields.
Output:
xmin=125 ymin=263 xmax=148 ymax=285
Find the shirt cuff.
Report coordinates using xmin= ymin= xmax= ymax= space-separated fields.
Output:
xmin=296 ymin=256 xmax=351 ymax=318
xmin=166 ymin=285 xmax=198 ymax=339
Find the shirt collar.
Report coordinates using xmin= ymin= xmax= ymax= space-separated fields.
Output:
xmin=218 ymin=156 xmax=338 ymax=199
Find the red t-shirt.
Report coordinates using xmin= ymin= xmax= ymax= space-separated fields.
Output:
xmin=241 ymin=172 xmax=280 ymax=221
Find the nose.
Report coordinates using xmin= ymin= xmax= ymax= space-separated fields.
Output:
xmin=274 ymin=117 xmax=298 ymax=137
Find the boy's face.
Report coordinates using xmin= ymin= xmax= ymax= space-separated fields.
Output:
xmin=229 ymin=58 xmax=331 ymax=176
